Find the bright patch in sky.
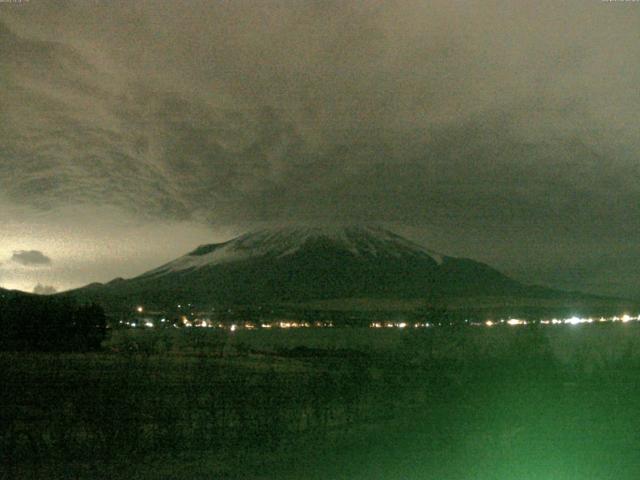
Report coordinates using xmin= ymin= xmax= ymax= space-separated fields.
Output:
xmin=0 ymin=203 xmax=227 ymax=292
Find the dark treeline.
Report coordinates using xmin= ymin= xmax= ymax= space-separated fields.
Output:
xmin=0 ymin=294 xmax=106 ymax=351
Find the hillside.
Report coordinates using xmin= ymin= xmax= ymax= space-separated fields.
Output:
xmin=60 ymin=225 xmax=621 ymax=315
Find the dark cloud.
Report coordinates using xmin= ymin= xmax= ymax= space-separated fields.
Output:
xmin=11 ymin=250 xmax=52 ymax=266
xmin=1 ymin=1 xmax=639 ymax=298
xmin=33 ymin=283 xmax=57 ymax=295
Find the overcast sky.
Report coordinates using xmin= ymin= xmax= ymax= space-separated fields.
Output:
xmin=1 ymin=0 xmax=639 ymax=298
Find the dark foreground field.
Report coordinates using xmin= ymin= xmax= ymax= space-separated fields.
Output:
xmin=3 ymin=325 xmax=640 ymax=479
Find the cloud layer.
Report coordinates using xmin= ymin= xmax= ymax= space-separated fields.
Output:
xmin=11 ymin=250 xmax=52 ymax=267
xmin=1 ymin=1 xmax=639 ymax=297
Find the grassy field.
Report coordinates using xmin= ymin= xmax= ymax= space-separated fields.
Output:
xmin=3 ymin=324 xmax=640 ymax=479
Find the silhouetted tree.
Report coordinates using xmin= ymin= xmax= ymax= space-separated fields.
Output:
xmin=0 ymin=295 xmax=107 ymax=352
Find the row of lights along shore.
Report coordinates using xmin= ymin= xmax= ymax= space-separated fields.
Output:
xmin=372 ymin=315 xmax=640 ymax=328
xmin=127 ymin=306 xmax=639 ymax=330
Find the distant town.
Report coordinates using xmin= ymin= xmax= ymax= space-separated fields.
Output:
xmin=124 ymin=304 xmax=640 ymax=331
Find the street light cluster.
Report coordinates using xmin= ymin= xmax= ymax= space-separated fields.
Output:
xmin=128 ymin=305 xmax=639 ymax=331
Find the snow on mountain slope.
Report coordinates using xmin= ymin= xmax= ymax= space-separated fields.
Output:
xmin=64 ymin=225 xmax=619 ymax=310
xmin=142 ymin=225 xmax=446 ymax=277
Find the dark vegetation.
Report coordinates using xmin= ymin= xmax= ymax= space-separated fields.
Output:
xmin=0 ymin=293 xmax=106 ymax=352
xmin=3 ymin=324 xmax=640 ymax=479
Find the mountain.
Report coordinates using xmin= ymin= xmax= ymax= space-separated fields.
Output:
xmin=64 ymin=225 xmax=577 ymax=312
xmin=0 ymin=287 xmax=33 ymax=309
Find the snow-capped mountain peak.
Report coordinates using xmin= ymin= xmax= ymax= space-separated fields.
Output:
xmin=142 ymin=225 xmax=445 ymax=277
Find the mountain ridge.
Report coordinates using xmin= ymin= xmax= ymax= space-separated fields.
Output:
xmin=61 ymin=224 xmax=599 ymax=313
